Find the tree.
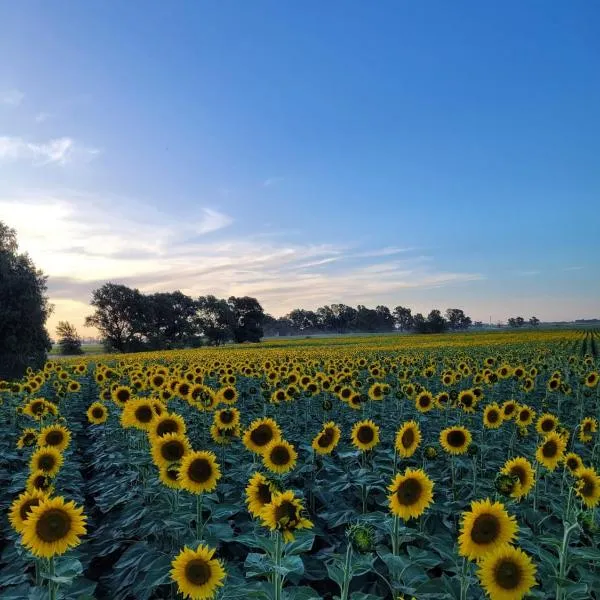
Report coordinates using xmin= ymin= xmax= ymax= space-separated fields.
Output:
xmin=56 ymin=321 xmax=83 ymax=355
xmin=85 ymin=283 xmax=146 ymax=352
xmin=426 ymin=309 xmax=448 ymax=333
xmin=375 ymin=305 xmax=395 ymax=331
xmin=196 ymin=295 xmax=234 ymax=345
xmin=228 ymin=296 xmax=265 ymax=343
xmin=393 ymin=306 xmax=414 ymax=331
xmin=507 ymin=316 xmax=525 ymax=328
xmin=529 ymin=316 xmax=540 ymax=327
xmin=0 ymin=222 xmax=52 ymax=379
xmin=445 ymin=308 xmax=472 ymax=331
xmin=412 ymin=312 xmax=428 ymax=333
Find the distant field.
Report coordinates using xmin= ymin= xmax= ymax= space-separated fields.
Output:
xmin=49 ymin=343 xmax=105 ymax=356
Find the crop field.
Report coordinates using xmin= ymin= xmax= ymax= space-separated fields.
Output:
xmin=1 ymin=329 xmax=599 ymax=600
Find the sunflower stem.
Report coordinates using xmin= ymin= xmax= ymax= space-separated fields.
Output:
xmin=48 ymin=557 xmax=57 ymax=600
xmin=556 ymin=520 xmax=580 ymax=600
xmin=273 ymin=531 xmax=283 ymax=600
xmin=196 ymin=493 xmax=204 ymax=540
xmin=459 ymin=557 xmax=469 ymax=600
xmin=391 ymin=515 xmax=400 ymax=556
xmin=340 ymin=542 xmax=353 ymax=600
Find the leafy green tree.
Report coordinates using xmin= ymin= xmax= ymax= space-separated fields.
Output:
xmin=196 ymin=295 xmax=235 ymax=345
xmin=529 ymin=316 xmax=540 ymax=327
xmin=56 ymin=321 xmax=83 ymax=355
xmin=228 ymin=296 xmax=265 ymax=343
xmin=507 ymin=316 xmax=526 ymax=328
xmin=445 ymin=308 xmax=472 ymax=330
xmin=0 ymin=222 xmax=52 ymax=379
xmin=393 ymin=306 xmax=414 ymax=331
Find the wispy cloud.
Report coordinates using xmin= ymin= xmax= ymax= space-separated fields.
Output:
xmin=563 ymin=266 xmax=584 ymax=271
xmin=263 ymin=177 xmax=284 ymax=187
xmin=1 ymin=89 xmax=24 ymax=106
xmin=0 ymin=136 xmax=100 ymax=165
xmin=34 ymin=112 xmax=52 ymax=123
xmin=514 ymin=270 xmax=541 ymax=277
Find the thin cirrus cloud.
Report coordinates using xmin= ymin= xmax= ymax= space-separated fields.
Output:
xmin=0 ymin=191 xmax=482 ymax=331
xmin=0 ymin=135 xmax=100 ymax=165
xmin=1 ymin=89 xmax=24 ymax=106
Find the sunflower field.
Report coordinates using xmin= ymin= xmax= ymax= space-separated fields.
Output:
xmin=1 ymin=329 xmax=599 ymax=600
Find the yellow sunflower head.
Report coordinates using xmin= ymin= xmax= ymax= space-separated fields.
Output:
xmin=440 ymin=426 xmax=472 ymax=455
xmin=483 ymin=404 xmax=503 ymax=429
xmin=37 ymin=425 xmax=71 ymax=452
xmin=159 ymin=462 xmax=183 ymax=490
xmin=516 ymin=405 xmax=535 ymax=427
xmin=262 ymin=439 xmax=297 ymax=474
xmin=150 ymin=412 xmax=187 ymax=439
xmin=245 ymin=471 xmax=278 ymax=518
xmin=8 ymin=489 xmax=48 ymax=534
xmin=120 ymin=398 xmax=156 ymax=431
xmin=575 ymin=467 xmax=600 ymax=509
xmin=477 ymin=545 xmax=537 ymax=600
xmin=87 ymin=402 xmax=108 ymax=424
xmin=217 ymin=386 xmax=238 ymax=405
xmin=178 ymin=450 xmax=221 ymax=494
xmin=458 ymin=498 xmax=518 ymax=561
xmin=26 ymin=470 xmax=54 ymax=495
xmin=210 ymin=423 xmax=240 ymax=445
xmin=171 ymin=544 xmax=226 ymax=600
xmin=214 ymin=408 xmax=240 ymax=431
xmin=535 ymin=432 xmax=566 ymax=471
xmin=395 ymin=421 xmax=421 ymax=458
xmin=351 ymin=419 xmax=380 ymax=452
xmin=563 ymin=452 xmax=583 ymax=475
xmin=259 ymin=490 xmax=313 ymax=542
xmin=311 ymin=422 xmax=341 ymax=455
xmin=415 ymin=391 xmax=434 ymax=413
xmin=22 ymin=496 xmax=87 ymax=558
xmin=387 ymin=468 xmax=434 ymax=521
xmin=111 ymin=385 xmax=133 ymax=407
xmin=579 ymin=417 xmax=598 ymax=443
xmin=501 ymin=400 xmax=517 ymax=420
xmin=17 ymin=428 xmax=38 ymax=449
xmin=458 ymin=390 xmax=477 ymax=413
xmin=30 ymin=446 xmax=63 ymax=477
xmin=242 ymin=418 xmax=282 ymax=455
xmin=151 ymin=432 xmax=191 ymax=468
xmin=500 ymin=457 xmax=535 ymax=499
xmin=536 ymin=413 xmax=558 ymax=435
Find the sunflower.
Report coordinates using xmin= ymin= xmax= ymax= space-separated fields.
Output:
xmin=179 ymin=451 xmax=221 ymax=494
xmin=477 ymin=545 xmax=537 ymax=600
xmin=458 ymin=498 xmax=518 ymax=561
xmin=563 ymin=452 xmax=583 ymax=474
xmin=440 ymin=426 xmax=472 ymax=455
xmin=159 ymin=463 xmax=183 ymax=490
xmin=395 ymin=421 xmax=421 ymax=458
xmin=536 ymin=413 xmax=558 ymax=435
xmin=8 ymin=489 xmax=48 ymax=533
xmin=535 ymin=432 xmax=566 ymax=471
xmin=262 ymin=439 xmax=297 ymax=474
xmin=119 ymin=398 xmax=155 ymax=430
xmin=151 ymin=433 xmax=191 ymax=468
xmin=259 ymin=490 xmax=313 ymax=542
xmin=388 ymin=468 xmax=434 ymax=520
xmin=36 ymin=425 xmax=71 ymax=452
xmin=368 ymin=383 xmax=385 ymax=401
xmin=17 ymin=428 xmax=38 ymax=449
xmin=584 ymin=371 xmax=599 ymax=388
xmin=242 ymin=418 xmax=282 ymax=455
xmin=85 ymin=401 xmax=107 ymax=424
xmin=210 ymin=424 xmax=240 ymax=445
xmin=501 ymin=457 xmax=535 ymax=499
xmin=415 ymin=391 xmax=434 ymax=413
xmin=22 ymin=496 xmax=87 ymax=558
xmin=435 ymin=392 xmax=450 ymax=409
xmin=245 ymin=472 xmax=277 ymax=518
xmin=516 ymin=405 xmax=535 ymax=428
xmin=547 ymin=377 xmax=560 ymax=392
xmin=214 ymin=408 xmax=240 ymax=431
xmin=150 ymin=413 xmax=187 ymax=439
xmin=483 ymin=404 xmax=503 ymax=429
xmin=351 ymin=419 xmax=380 ymax=452
xmin=217 ymin=386 xmax=238 ymax=405
xmin=311 ymin=422 xmax=341 ymax=455
xmin=171 ymin=544 xmax=226 ymax=600
xmin=23 ymin=398 xmax=47 ymax=420
xmin=501 ymin=400 xmax=517 ymax=421
xmin=26 ymin=470 xmax=54 ymax=495
xmin=30 ymin=446 xmax=63 ymax=477
xmin=574 ymin=467 xmax=600 ymax=509
xmin=111 ymin=385 xmax=133 ymax=407
xmin=579 ymin=417 xmax=598 ymax=443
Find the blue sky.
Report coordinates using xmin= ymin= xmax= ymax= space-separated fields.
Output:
xmin=1 ymin=1 xmax=599 ymax=333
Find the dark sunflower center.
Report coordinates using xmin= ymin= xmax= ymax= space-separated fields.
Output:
xmin=396 ymin=477 xmax=422 ymax=506
xmin=471 ymin=513 xmax=500 ymax=544
xmin=38 ymin=454 xmax=56 ymax=471
xmin=161 ymin=440 xmax=186 ymax=462
xmin=583 ymin=422 xmax=591 ymax=432
xmin=357 ymin=426 xmax=375 ymax=444
xmin=580 ymin=476 xmax=594 ymax=497
xmin=250 ymin=424 xmax=274 ymax=446
xmin=220 ymin=411 xmax=234 ymax=424
xmin=487 ymin=410 xmax=499 ymax=423
xmin=566 ymin=457 xmax=579 ymax=471
xmin=341 ymin=388 xmax=351 ymax=399
xmin=550 ymin=380 xmax=558 ymax=388
xmin=31 ymin=402 xmax=45 ymax=415
xmin=185 ymin=559 xmax=211 ymax=586
xmin=462 ymin=395 xmax=473 ymax=407
xmin=257 ymin=483 xmax=272 ymax=505
xmin=419 ymin=396 xmax=431 ymax=407
xmin=318 ymin=430 xmax=334 ymax=448
xmin=166 ymin=467 xmax=179 ymax=481
xmin=117 ymin=390 xmax=130 ymax=402
xmin=504 ymin=405 xmax=515 ymax=416
xmin=135 ymin=406 xmax=153 ymax=423
xmin=447 ymin=430 xmax=466 ymax=447
xmin=519 ymin=411 xmax=530 ymax=422
xmin=20 ymin=498 xmax=41 ymax=521
xmin=157 ymin=420 xmax=179 ymax=436
xmin=33 ymin=475 xmax=49 ymax=490
xmin=35 ymin=508 xmax=71 ymax=543
xmin=541 ymin=419 xmax=554 ymax=432
xmin=188 ymin=458 xmax=212 ymax=483
xmin=23 ymin=433 xmax=36 ymax=445
xmin=401 ymin=428 xmax=415 ymax=448
xmin=542 ymin=440 xmax=558 ymax=458
xmin=274 ymin=501 xmax=298 ymax=526
xmin=45 ymin=430 xmax=64 ymax=446
xmin=510 ymin=466 xmax=526 ymax=484
xmin=223 ymin=389 xmax=235 ymax=401
xmin=92 ymin=408 xmax=104 ymax=418
xmin=494 ymin=559 xmax=521 ymax=590
xmin=179 ymin=384 xmax=190 ymax=395
xmin=270 ymin=445 xmax=291 ymax=466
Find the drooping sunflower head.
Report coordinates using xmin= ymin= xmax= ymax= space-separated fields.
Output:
xmin=346 ymin=522 xmax=376 ymax=553
xmin=30 ymin=446 xmax=63 ymax=477
xmin=477 ymin=545 xmax=537 ymax=600
xmin=150 ymin=413 xmax=187 ymax=439
xmin=151 ymin=432 xmax=191 ymax=468
xmin=535 ymin=432 xmax=566 ymax=471
xmin=575 ymin=467 xmax=600 ymax=509
xmin=210 ymin=424 xmax=240 ymax=445
xmin=17 ymin=428 xmax=38 ymax=449
xmin=242 ymin=418 xmax=282 ymax=454
xmin=8 ymin=489 xmax=48 ymax=534
xmin=178 ymin=450 xmax=221 ymax=494
xmin=395 ymin=421 xmax=421 ymax=458
xmin=245 ymin=471 xmax=277 ymax=518
xmin=311 ymin=422 xmax=341 ymax=455
xmin=501 ymin=457 xmax=535 ymax=499
xmin=22 ymin=496 xmax=87 ymax=558
xmin=483 ymin=404 xmax=502 ymax=429
xmin=351 ymin=419 xmax=380 ymax=452
xmin=262 ymin=439 xmax=297 ymax=474
xmin=259 ymin=490 xmax=313 ymax=542
xmin=171 ymin=544 xmax=226 ymax=600
xmin=387 ymin=468 xmax=434 ymax=521
xmin=440 ymin=426 xmax=472 ymax=455
xmin=536 ymin=413 xmax=558 ymax=435
xmin=458 ymin=498 xmax=518 ymax=561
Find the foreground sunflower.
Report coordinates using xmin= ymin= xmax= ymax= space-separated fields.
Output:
xmin=388 ymin=468 xmax=434 ymax=520
xmin=30 ymin=446 xmax=63 ymax=477
xmin=500 ymin=457 xmax=535 ymax=499
xmin=311 ymin=422 xmax=341 ymax=455
xmin=111 ymin=385 xmax=133 ymax=407
xmin=17 ymin=428 xmax=38 ymax=449
xmin=22 ymin=496 xmax=87 ymax=558
xmin=242 ymin=418 xmax=282 ymax=455
xmin=458 ymin=499 xmax=518 ymax=561
xmin=171 ymin=544 xmax=226 ymax=600
xmin=150 ymin=413 xmax=187 ymax=439
xmin=179 ymin=450 xmax=221 ymax=494
xmin=151 ymin=433 xmax=191 ymax=468
xmin=262 ymin=439 xmax=297 ymax=474
xmin=563 ymin=452 xmax=583 ymax=474
xmin=121 ymin=398 xmax=156 ymax=431
xmin=535 ymin=432 xmax=566 ymax=471
xmin=516 ymin=405 xmax=535 ymax=428
xmin=477 ymin=545 xmax=536 ymax=600
xmin=26 ymin=470 xmax=54 ymax=495
xmin=213 ymin=408 xmax=240 ymax=431
xmin=245 ymin=471 xmax=277 ymax=518
xmin=351 ymin=419 xmax=380 ymax=452
xmin=260 ymin=490 xmax=313 ymax=542
xmin=87 ymin=402 xmax=108 ymax=424
xmin=483 ymin=404 xmax=503 ymax=429
xmin=395 ymin=421 xmax=421 ymax=458
xmin=575 ymin=467 xmax=600 ymax=509
xmin=8 ymin=489 xmax=47 ymax=534
xmin=536 ymin=413 xmax=558 ymax=435
xmin=415 ymin=391 xmax=435 ymax=413
xmin=440 ymin=426 xmax=472 ymax=455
